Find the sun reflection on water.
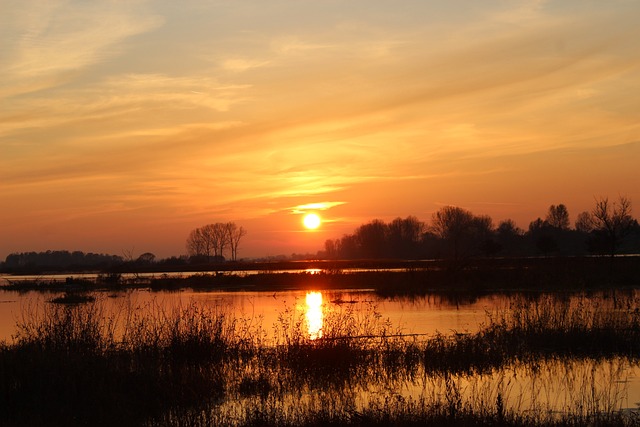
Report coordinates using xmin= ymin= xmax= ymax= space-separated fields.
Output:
xmin=305 ymin=291 xmax=323 ymax=340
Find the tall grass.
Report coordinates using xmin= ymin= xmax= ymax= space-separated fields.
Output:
xmin=273 ymin=301 xmax=399 ymax=382
xmin=1 ymin=299 xmax=254 ymax=426
xmin=148 ymin=361 xmax=640 ymax=427
xmin=489 ymin=293 xmax=640 ymax=358
xmin=1 ymin=292 xmax=639 ymax=426
xmin=420 ymin=293 xmax=640 ymax=375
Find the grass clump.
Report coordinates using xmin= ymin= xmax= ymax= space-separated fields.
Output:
xmin=1 ymin=291 xmax=639 ymax=426
xmin=148 ymin=387 xmax=640 ymax=427
xmin=419 ymin=293 xmax=640 ymax=375
xmin=0 ymin=299 xmax=246 ymax=426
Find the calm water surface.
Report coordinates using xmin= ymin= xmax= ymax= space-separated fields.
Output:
xmin=1 ymin=286 xmax=639 ymax=416
xmin=0 ymin=288 xmax=502 ymax=343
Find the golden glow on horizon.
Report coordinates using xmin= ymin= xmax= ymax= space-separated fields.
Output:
xmin=305 ymin=291 xmax=323 ymax=340
xmin=302 ymin=213 xmax=321 ymax=230
xmin=1 ymin=2 xmax=639 ymax=260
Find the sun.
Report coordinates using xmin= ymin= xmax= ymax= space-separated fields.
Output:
xmin=302 ymin=213 xmax=321 ymax=230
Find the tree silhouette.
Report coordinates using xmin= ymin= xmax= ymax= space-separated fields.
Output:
xmin=430 ymin=206 xmax=476 ymax=263
xmin=209 ymin=223 xmax=228 ymax=258
xmin=186 ymin=227 xmax=209 ymax=260
xmin=225 ymin=222 xmax=247 ymax=261
xmin=316 ymin=199 xmax=638 ymax=261
xmin=575 ymin=211 xmax=594 ymax=233
xmin=324 ymin=239 xmax=338 ymax=259
xmin=546 ymin=204 xmax=570 ymax=230
xmin=387 ymin=216 xmax=425 ymax=259
xmin=186 ymin=222 xmax=246 ymax=262
xmin=528 ymin=218 xmax=559 ymax=256
xmin=136 ymin=252 xmax=156 ymax=264
xmin=355 ymin=220 xmax=388 ymax=258
xmin=1 ymin=251 xmax=122 ymax=273
xmin=590 ymin=196 xmax=633 ymax=257
xmin=495 ymin=219 xmax=524 ymax=256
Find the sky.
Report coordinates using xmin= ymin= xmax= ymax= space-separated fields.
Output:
xmin=1 ymin=0 xmax=639 ymax=260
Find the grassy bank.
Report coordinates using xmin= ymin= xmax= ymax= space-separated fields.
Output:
xmin=1 ymin=292 xmax=639 ymax=426
xmin=3 ymin=256 xmax=640 ymax=296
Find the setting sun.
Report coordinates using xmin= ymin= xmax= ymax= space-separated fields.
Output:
xmin=303 ymin=213 xmax=321 ymax=230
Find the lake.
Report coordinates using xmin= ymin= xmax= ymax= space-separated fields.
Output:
xmin=1 ymin=285 xmax=639 ymax=424
xmin=0 ymin=287 xmax=507 ymax=344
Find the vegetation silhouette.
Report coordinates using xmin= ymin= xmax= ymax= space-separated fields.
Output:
xmin=2 ymin=196 xmax=638 ymax=277
xmin=1 ymin=292 xmax=638 ymax=426
xmin=186 ymin=222 xmax=247 ymax=262
xmin=1 ymin=250 xmax=121 ymax=273
xmin=1 ymin=199 xmax=639 ymax=426
xmin=322 ymin=196 xmax=639 ymax=263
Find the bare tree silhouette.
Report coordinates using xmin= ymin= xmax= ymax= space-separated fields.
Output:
xmin=591 ymin=196 xmax=633 ymax=257
xmin=546 ymin=204 xmax=570 ymax=230
xmin=430 ymin=206 xmax=476 ymax=263
xmin=186 ymin=222 xmax=247 ymax=261
xmin=225 ymin=222 xmax=247 ymax=261
xmin=575 ymin=211 xmax=594 ymax=233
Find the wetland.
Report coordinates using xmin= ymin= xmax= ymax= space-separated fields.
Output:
xmin=1 ymin=267 xmax=639 ymax=426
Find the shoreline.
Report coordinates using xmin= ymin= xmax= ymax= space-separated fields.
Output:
xmin=2 ymin=256 xmax=640 ymax=296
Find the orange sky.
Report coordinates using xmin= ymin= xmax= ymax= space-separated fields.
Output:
xmin=1 ymin=1 xmax=639 ymax=260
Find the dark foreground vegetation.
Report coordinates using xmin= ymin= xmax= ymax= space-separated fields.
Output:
xmin=1 ymin=292 xmax=639 ymax=426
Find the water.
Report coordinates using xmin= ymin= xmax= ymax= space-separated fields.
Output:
xmin=1 ymin=286 xmax=639 ymax=420
xmin=215 ymin=357 xmax=640 ymax=421
xmin=0 ymin=288 xmax=502 ymax=343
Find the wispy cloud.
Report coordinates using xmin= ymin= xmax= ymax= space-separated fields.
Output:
xmin=1 ymin=1 xmax=639 ymax=258
xmin=221 ymin=58 xmax=272 ymax=72
xmin=0 ymin=73 xmax=250 ymax=143
xmin=270 ymin=36 xmax=334 ymax=55
xmin=491 ymin=0 xmax=550 ymax=25
xmin=291 ymin=202 xmax=346 ymax=214
xmin=0 ymin=1 xmax=163 ymax=97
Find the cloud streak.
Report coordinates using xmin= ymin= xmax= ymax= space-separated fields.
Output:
xmin=1 ymin=0 xmax=163 ymax=98
xmin=1 ymin=1 xmax=639 ymax=258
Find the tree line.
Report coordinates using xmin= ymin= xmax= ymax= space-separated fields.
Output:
xmin=185 ymin=222 xmax=247 ymax=262
xmin=321 ymin=196 xmax=640 ymax=261
xmin=1 ymin=250 xmax=122 ymax=273
xmin=1 ymin=222 xmax=248 ymax=273
xmin=2 ymin=198 xmax=637 ymax=273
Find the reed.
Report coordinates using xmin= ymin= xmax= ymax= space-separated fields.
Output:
xmin=487 ymin=293 xmax=640 ymax=358
xmin=1 ymin=292 xmax=639 ymax=426
xmin=1 ymin=299 xmax=248 ymax=426
xmin=148 ymin=370 xmax=639 ymax=427
xmin=419 ymin=293 xmax=640 ymax=376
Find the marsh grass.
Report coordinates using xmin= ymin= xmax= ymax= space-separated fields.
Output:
xmin=49 ymin=291 xmax=97 ymax=305
xmin=149 ymin=370 xmax=639 ymax=427
xmin=1 ymin=292 xmax=639 ymax=426
xmin=487 ymin=293 xmax=640 ymax=359
xmin=5 ymin=255 xmax=640 ymax=297
xmin=420 ymin=293 xmax=640 ymax=376
xmin=273 ymin=301 xmax=397 ymax=378
xmin=1 ymin=299 xmax=255 ymax=426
